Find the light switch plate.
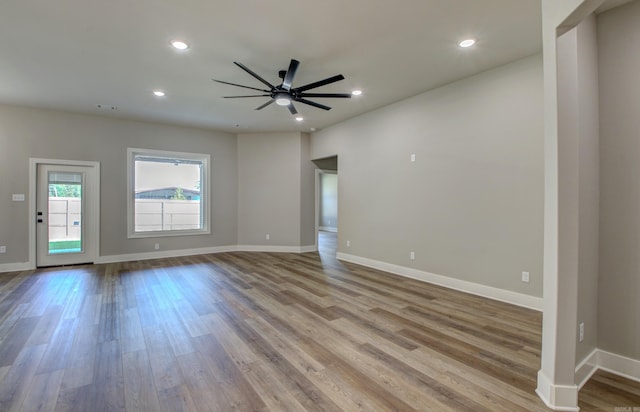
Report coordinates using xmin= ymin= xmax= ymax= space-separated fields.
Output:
xmin=12 ymin=194 xmax=25 ymax=201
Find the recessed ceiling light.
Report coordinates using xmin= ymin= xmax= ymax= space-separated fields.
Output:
xmin=459 ymin=39 xmax=476 ymax=48
xmin=153 ymin=90 xmax=166 ymax=97
xmin=295 ymin=116 xmax=304 ymax=122
xmin=352 ymin=90 xmax=363 ymax=96
xmin=170 ymin=40 xmax=189 ymax=50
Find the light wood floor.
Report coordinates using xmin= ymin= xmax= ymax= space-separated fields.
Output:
xmin=0 ymin=232 xmax=638 ymax=411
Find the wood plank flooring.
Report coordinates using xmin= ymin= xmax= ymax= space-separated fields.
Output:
xmin=0 ymin=231 xmax=638 ymax=411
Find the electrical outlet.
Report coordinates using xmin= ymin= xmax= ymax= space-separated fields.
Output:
xmin=0 ymin=246 xmax=6 ymax=254
xmin=266 ymin=233 xmax=270 ymax=241
xmin=579 ymin=322 xmax=584 ymax=342
xmin=410 ymin=153 xmax=416 ymax=162
xmin=154 ymin=243 xmax=160 ymax=250
xmin=521 ymin=271 xmax=530 ymax=283
xmin=410 ymin=251 xmax=415 ymax=260
xmin=346 ymin=240 xmax=350 ymax=247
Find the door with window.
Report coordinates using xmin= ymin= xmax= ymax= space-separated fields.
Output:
xmin=36 ymin=164 xmax=97 ymax=266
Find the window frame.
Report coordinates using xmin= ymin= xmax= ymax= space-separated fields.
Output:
xmin=127 ymin=148 xmax=211 ymax=238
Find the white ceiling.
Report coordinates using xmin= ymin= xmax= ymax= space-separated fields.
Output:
xmin=0 ymin=0 xmax=544 ymax=133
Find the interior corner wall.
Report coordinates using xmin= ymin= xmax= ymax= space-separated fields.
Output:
xmin=310 ymin=54 xmax=544 ymax=297
xmin=299 ymin=133 xmax=316 ymax=247
xmin=575 ymin=13 xmax=601 ymax=366
xmin=597 ymin=0 xmax=640 ymax=360
xmin=237 ymin=132 xmax=312 ymax=247
xmin=0 ymin=104 xmax=238 ymax=265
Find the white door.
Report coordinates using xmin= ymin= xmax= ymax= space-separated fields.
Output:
xmin=36 ymin=164 xmax=97 ymax=266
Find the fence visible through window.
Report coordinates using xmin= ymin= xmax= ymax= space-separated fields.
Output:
xmin=134 ymin=199 xmax=202 ymax=232
xmin=48 ymin=197 xmax=82 ymax=253
xmin=49 ymin=197 xmax=202 ymax=241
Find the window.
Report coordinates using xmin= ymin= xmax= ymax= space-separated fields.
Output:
xmin=128 ymin=148 xmax=210 ymax=237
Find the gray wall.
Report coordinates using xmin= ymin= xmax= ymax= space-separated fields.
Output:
xmin=555 ymin=15 xmax=601 ymax=374
xmin=311 ymin=54 xmax=544 ymax=297
xmin=319 ymin=173 xmax=338 ymax=230
xmin=575 ymin=14 xmax=600 ymax=365
xmin=299 ymin=133 xmax=316 ymax=246
xmin=237 ymin=132 xmax=315 ymax=248
xmin=598 ymin=0 xmax=640 ymax=360
xmin=555 ymin=26 xmax=582 ymax=385
xmin=0 ymin=104 xmax=238 ymax=264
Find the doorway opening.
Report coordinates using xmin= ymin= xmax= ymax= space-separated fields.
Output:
xmin=313 ymin=155 xmax=338 ymax=259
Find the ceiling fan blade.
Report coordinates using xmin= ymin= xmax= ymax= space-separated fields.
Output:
xmin=295 ymin=74 xmax=345 ymax=92
xmin=255 ymin=99 xmax=275 ymax=110
xmin=213 ymin=79 xmax=270 ymax=93
xmin=298 ymin=93 xmax=352 ymax=98
xmin=282 ymin=59 xmax=300 ymax=91
xmin=234 ymin=62 xmax=276 ymax=90
xmin=223 ymin=94 xmax=271 ymax=98
xmin=288 ymin=103 xmax=298 ymax=115
xmin=296 ymin=98 xmax=331 ymax=111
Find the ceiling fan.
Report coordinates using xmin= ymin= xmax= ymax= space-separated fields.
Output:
xmin=213 ymin=59 xmax=351 ymax=115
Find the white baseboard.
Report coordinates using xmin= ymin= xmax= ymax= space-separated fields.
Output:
xmin=336 ymin=252 xmax=543 ymax=311
xmin=535 ymin=348 xmax=640 ymax=410
xmin=536 ymin=370 xmax=580 ymax=411
xmin=96 ymin=245 xmax=238 ymax=264
xmin=96 ymin=244 xmax=317 ymax=264
xmin=319 ymin=226 xmax=338 ymax=233
xmin=2 ymin=244 xmax=318 ymax=271
xmin=0 ymin=262 xmax=34 ymax=274
xmin=575 ymin=349 xmax=600 ymax=389
xmin=237 ymin=245 xmax=317 ymax=253
xmin=596 ymin=349 xmax=640 ymax=384
xmin=575 ymin=349 xmax=640 ymax=389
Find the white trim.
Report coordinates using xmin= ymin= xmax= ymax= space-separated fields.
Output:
xmin=96 ymin=245 xmax=237 ymax=264
xmin=29 ymin=158 xmax=100 ymax=268
xmin=597 ymin=350 xmax=640 ymax=384
xmin=575 ymin=349 xmax=599 ymax=389
xmin=535 ymin=370 xmax=580 ymax=411
xmin=237 ymin=245 xmax=317 ymax=253
xmin=95 ymin=244 xmax=317 ymax=264
xmin=5 ymin=243 xmax=319 ymax=269
xmin=336 ymin=252 xmax=543 ymax=311
xmin=574 ymin=349 xmax=640 ymax=398
xmin=319 ymin=226 xmax=338 ymax=233
xmin=127 ymin=148 xmax=211 ymax=239
xmin=0 ymin=262 xmax=34 ymax=273
xmin=575 ymin=349 xmax=640 ymax=390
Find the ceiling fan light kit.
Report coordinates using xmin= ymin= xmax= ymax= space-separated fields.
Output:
xmin=275 ymin=94 xmax=291 ymax=106
xmin=213 ymin=58 xmax=352 ymax=116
